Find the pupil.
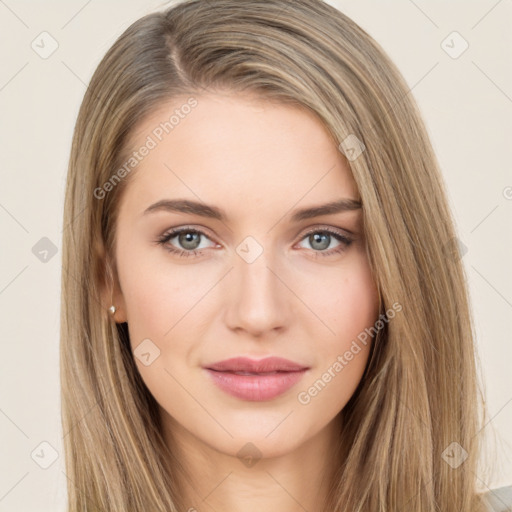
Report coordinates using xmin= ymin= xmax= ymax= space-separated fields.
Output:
xmin=311 ymin=233 xmax=329 ymax=250
xmin=180 ymin=232 xmax=200 ymax=250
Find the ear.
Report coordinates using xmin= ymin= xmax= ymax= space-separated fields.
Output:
xmin=109 ymin=265 xmax=128 ymax=324
xmin=97 ymin=243 xmax=128 ymax=324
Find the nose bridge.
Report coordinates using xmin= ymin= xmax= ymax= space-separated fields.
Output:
xmin=236 ymin=235 xmax=281 ymax=303
xmin=224 ymin=235 xmax=290 ymax=334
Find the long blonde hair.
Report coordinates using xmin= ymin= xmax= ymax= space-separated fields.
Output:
xmin=60 ymin=0 xmax=492 ymax=509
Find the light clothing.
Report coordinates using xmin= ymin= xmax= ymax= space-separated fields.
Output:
xmin=482 ymin=485 xmax=512 ymax=511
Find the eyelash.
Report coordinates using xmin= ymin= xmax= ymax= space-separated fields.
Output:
xmin=155 ymin=226 xmax=353 ymax=259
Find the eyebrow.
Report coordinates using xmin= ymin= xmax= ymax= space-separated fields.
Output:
xmin=143 ymin=198 xmax=362 ymax=222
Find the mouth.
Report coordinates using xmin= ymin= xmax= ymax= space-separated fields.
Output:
xmin=204 ymin=357 xmax=309 ymax=401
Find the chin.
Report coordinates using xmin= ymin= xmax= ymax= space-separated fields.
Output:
xmin=199 ymin=412 xmax=324 ymax=460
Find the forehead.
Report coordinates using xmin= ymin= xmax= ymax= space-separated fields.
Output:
xmin=119 ymin=92 xmax=360 ymax=218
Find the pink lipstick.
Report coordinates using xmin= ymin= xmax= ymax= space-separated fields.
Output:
xmin=204 ymin=356 xmax=309 ymax=401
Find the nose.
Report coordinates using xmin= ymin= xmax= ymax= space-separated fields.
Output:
xmin=223 ymin=244 xmax=292 ymax=338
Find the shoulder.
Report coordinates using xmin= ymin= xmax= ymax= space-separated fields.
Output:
xmin=481 ymin=485 xmax=512 ymax=512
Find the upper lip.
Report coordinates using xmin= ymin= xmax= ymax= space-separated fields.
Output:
xmin=205 ymin=357 xmax=309 ymax=373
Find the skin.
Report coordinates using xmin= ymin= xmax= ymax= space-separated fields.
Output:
xmin=107 ymin=91 xmax=380 ymax=511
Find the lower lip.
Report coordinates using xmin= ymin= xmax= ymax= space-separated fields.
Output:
xmin=205 ymin=369 xmax=308 ymax=401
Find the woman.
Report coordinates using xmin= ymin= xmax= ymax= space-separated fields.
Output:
xmin=60 ymin=0 xmax=510 ymax=510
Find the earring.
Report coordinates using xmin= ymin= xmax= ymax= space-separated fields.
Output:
xmin=106 ymin=262 xmax=117 ymax=317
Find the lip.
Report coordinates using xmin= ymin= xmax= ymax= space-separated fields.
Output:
xmin=204 ymin=357 xmax=309 ymax=401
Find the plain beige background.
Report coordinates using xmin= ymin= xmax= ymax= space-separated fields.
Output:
xmin=0 ymin=0 xmax=511 ymax=510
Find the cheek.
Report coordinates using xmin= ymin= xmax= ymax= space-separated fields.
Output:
xmin=303 ymin=255 xmax=379 ymax=351
xmin=291 ymin=255 xmax=378 ymax=404
xmin=296 ymin=276 xmax=378 ymax=419
xmin=116 ymin=243 xmax=210 ymax=343
xmin=336 ymin=274 xmax=378 ymax=345
xmin=115 ymin=248 xmax=206 ymax=413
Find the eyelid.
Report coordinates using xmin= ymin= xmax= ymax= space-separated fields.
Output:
xmin=295 ymin=223 xmax=357 ymax=246
xmin=160 ymin=224 xmax=218 ymax=240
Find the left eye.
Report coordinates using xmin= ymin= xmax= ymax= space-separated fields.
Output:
xmin=296 ymin=229 xmax=353 ymax=256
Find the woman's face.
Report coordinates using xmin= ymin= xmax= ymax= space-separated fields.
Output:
xmin=111 ymin=92 xmax=379 ymax=459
